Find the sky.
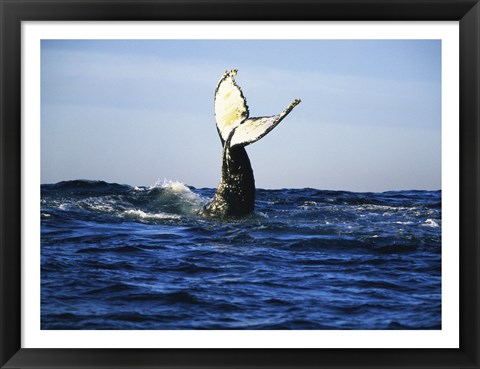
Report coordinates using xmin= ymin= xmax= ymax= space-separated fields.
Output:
xmin=41 ymin=39 xmax=441 ymax=191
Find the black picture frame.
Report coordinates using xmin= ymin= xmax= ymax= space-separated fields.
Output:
xmin=1 ymin=0 xmax=479 ymax=368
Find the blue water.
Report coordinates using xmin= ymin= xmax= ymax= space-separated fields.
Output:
xmin=41 ymin=180 xmax=441 ymax=330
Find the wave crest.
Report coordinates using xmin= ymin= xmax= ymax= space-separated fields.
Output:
xmin=41 ymin=179 xmax=208 ymax=224
xmin=148 ymin=179 xmax=206 ymax=214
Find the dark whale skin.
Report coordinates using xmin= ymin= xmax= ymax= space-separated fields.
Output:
xmin=202 ymin=134 xmax=255 ymax=217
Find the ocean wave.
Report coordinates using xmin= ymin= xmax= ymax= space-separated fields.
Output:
xmin=41 ymin=180 xmax=441 ymax=330
xmin=41 ymin=179 xmax=207 ymax=222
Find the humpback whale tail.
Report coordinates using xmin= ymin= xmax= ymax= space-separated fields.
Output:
xmin=213 ymin=69 xmax=301 ymax=148
xmin=203 ymin=69 xmax=300 ymax=217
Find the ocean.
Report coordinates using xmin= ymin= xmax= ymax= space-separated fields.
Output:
xmin=41 ymin=180 xmax=441 ymax=330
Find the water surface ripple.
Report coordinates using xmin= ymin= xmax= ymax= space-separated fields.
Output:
xmin=41 ymin=180 xmax=441 ymax=330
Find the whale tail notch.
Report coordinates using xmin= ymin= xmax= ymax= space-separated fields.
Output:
xmin=214 ymin=69 xmax=300 ymax=148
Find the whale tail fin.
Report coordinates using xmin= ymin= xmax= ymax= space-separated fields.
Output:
xmin=214 ymin=69 xmax=249 ymax=145
xmin=229 ymin=99 xmax=301 ymax=147
xmin=214 ymin=69 xmax=300 ymax=148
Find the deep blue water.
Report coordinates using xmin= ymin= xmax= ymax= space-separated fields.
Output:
xmin=41 ymin=180 xmax=441 ymax=330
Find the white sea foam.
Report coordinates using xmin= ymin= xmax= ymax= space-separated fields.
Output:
xmin=58 ymin=203 xmax=71 ymax=211
xmin=156 ymin=178 xmax=187 ymax=191
xmin=84 ymin=201 xmax=117 ymax=213
xmin=300 ymin=201 xmax=318 ymax=210
xmin=255 ymin=211 xmax=269 ymax=219
xmin=361 ymin=204 xmax=414 ymax=212
xmin=423 ymin=218 xmax=440 ymax=228
xmin=154 ymin=178 xmax=208 ymax=208
xmin=123 ymin=209 xmax=181 ymax=220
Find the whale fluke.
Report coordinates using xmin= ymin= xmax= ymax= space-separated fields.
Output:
xmin=203 ymin=69 xmax=300 ymax=217
xmin=214 ymin=69 xmax=249 ymax=145
xmin=229 ymin=99 xmax=301 ymax=147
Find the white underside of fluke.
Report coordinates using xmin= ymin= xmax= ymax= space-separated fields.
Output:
xmin=214 ymin=69 xmax=300 ymax=147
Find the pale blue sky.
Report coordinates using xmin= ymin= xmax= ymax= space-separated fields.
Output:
xmin=41 ymin=40 xmax=441 ymax=191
